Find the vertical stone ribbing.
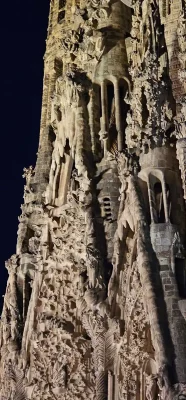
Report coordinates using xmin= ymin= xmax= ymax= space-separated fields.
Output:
xmin=1 ymin=1 xmax=186 ymax=399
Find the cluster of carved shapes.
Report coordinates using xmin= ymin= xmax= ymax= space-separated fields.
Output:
xmin=2 ymin=0 xmax=186 ymax=399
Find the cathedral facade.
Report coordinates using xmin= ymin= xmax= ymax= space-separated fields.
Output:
xmin=1 ymin=0 xmax=186 ymax=399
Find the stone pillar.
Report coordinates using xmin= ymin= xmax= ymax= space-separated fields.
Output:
xmin=114 ymin=80 xmax=123 ymax=152
xmin=88 ymin=88 xmax=96 ymax=156
xmin=147 ymin=174 xmax=156 ymax=223
xmin=100 ymin=81 xmax=109 ymax=155
xmin=176 ymin=138 xmax=186 ymax=200
xmin=161 ymin=175 xmax=169 ymax=223
xmin=96 ymin=371 xmax=108 ymax=400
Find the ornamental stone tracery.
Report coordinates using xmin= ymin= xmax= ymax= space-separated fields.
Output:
xmin=1 ymin=0 xmax=186 ymax=399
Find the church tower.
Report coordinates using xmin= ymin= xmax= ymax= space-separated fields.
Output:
xmin=1 ymin=0 xmax=186 ymax=399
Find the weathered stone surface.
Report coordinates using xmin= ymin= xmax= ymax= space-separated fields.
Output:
xmin=1 ymin=0 xmax=186 ymax=399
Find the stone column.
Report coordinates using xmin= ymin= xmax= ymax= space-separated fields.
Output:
xmin=96 ymin=371 xmax=108 ymax=400
xmin=88 ymin=88 xmax=96 ymax=156
xmin=108 ymin=371 xmax=114 ymax=400
xmin=176 ymin=138 xmax=186 ymax=200
xmin=100 ymin=81 xmax=109 ymax=155
xmin=161 ymin=174 xmax=169 ymax=223
xmin=114 ymin=80 xmax=123 ymax=152
xmin=147 ymin=174 xmax=156 ymax=223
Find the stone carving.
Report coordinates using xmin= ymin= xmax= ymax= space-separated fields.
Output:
xmin=145 ymin=373 xmax=158 ymax=400
xmin=126 ymin=0 xmax=175 ymax=152
xmin=1 ymin=0 xmax=186 ymax=399
xmin=22 ymin=166 xmax=36 ymax=203
xmin=176 ymin=7 xmax=186 ymax=197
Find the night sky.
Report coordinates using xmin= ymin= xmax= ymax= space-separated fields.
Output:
xmin=0 ymin=0 xmax=50 ymax=312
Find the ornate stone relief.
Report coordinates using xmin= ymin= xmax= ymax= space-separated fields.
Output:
xmin=1 ymin=0 xmax=186 ymax=399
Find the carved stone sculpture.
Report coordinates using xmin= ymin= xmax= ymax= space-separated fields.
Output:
xmin=1 ymin=0 xmax=186 ymax=399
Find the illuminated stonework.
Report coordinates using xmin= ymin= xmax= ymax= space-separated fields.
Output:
xmin=1 ymin=0 xmax=186 ymax=399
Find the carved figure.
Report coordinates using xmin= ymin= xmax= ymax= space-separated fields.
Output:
xmin=1 ymin=1 xmax=186 ymax=399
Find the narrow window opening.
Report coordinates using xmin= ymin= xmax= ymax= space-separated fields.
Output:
xmin=107 ymin=82 xmax=117 ymax=152
xmin=55 ymin=161 xmax=62 ymax=200
xmin=119 ymin=79 xmax=130 ymax=150
xmin=104 ymin=260 xmax=113 ymax=291
xmin=162 ymin=0 xmax=171 ymax=17
xmin=59 ymin=0 xmax=66 ymax=9
xmin=54 ymin=58 xmax=63 ymax=78
xmin=107 ymin=82 xmax=114 ymax=122
xmin=23 ymin=227 xmax=35 ymax=253
xmin=55 ymin=139 xmax=74 ymax=206
xmin=80 ymin=270 xmax=88 ymax=283
xmin=17 ymin=276 xmax=24 ymax=318
xmin=70 ymin=162 xmax=79 ymax=201
xmin=92 ymin=83 xmax=102 ymax=158
xmin=83 ymin=332 xmax=91 ymax=340
xmin=139 ymin=180 xmax=151 ymax=225
xmin=98 ymin=84 xmax=102 ymax=118
xmin=154 ymin=181 xmax=165 ymax=223
xmin=141 ymin=87 xmax=149 ymax=128
xmin=58 ymin=0 xmax=66 ymax=23
xmin=58 ymin=10 xmax=65 ymax=23
xmin=56 ymin=107 xmax=62 ymax=122
xmin=175 ymin=258 xmax=186 ymax=298
xmin=64 ymin=138 xmax=70 ymax=155
xmin=24 ymin=274 xmax=32 ymax=320
xmin=49 ymin=126 xmax=56 ymax=143
xmin=162 ymin=0 xmax=166 ymax=17
xmin=166 ymin=183 xmax=172 ymax=223
xmin=167 ymin=1 xmax=171 ymax=15
xmin=53 ymin=216 xmax=61 ymax=225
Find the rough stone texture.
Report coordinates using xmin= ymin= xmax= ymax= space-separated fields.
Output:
xmin=1 ymin=0 xmax=186 ymax=399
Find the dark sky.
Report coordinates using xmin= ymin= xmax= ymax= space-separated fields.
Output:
xmin=0 ymin=0 xmax=50 ymax=311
